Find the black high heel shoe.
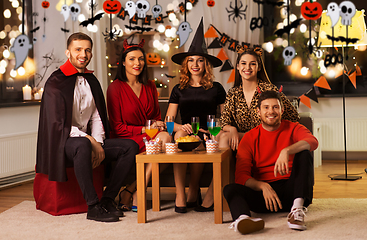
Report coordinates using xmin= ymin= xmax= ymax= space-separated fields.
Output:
xmin=194 ymin=203 xmax=214 ymax=212
xmin=118 ymin=188 xmax=134 ymax=211
xmin=175 ymin=205 xmax=187 ymax=213
xmin=186 ymin=189 xmax=202 ymax=208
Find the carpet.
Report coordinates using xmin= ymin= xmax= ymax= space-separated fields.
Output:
xmin=0 ymin=199 xmax=366 ymax=240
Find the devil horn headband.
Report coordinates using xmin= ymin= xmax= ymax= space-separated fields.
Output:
xmin=123 ymin=38 xmax=145 ymax=51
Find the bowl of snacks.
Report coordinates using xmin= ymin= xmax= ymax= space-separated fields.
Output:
xmin=176 ymin=135 xmax=202 ymax=152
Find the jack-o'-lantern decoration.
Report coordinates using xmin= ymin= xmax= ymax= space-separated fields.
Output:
xmin=147 ymin=53 xmax=161 ymax=65
xmin=103 ymin=0 xmax=122 ymax=14
xmin=207 ymin=0 xmax=215 ymax=7
xmin=42 ymin=0 xmax=50 ymax=9
xmin=301 ymin=1 xmax=322 ymax=20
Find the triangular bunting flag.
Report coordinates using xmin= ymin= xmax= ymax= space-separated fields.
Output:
xmin=220 ymin=60 xmax=234 ymax=72
xmin=348 ymin=71 xmax=357 ymax=89
xmin=227 ymin=69 xmax=235 ymax=83
xmin=305 ymin=87 xmax=318 ymax=103
xmin=204 ymin=26 xmax=219 ymax=38
xmin=356 ymin=65 xmax=362 ymax=76
xmin=299 ymin=95 xmax=311 ymax=109
xmin=335 ymin=70 xmax=343 ymax=79
xmin=208 ymin=38 xmax=222 ymax=49
xmin=314 ymin=76 xmax=331 ymax=90
xmin=217 ymin=48 xmax=229 ymax=61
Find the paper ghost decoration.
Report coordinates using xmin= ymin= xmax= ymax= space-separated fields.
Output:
xmin=177 ymin=21 xmax=193 ymax=48
xmin=69 ymin=3 xmax=81 ymax=21
xmin=125 ymin=1 xmax=136 ymax=19
xmin=10 ymin=35 xmax=33 ymax=70
xmin=136 ymin=0 xmax=150 ymax=19
xmin=282 ymin=46 xmax=296 ymax=66
xmin=151 ymin=4 xmax=162 ymax=19
xmin=327 ymin=2 xmax=340 ymax=27
xmin=60 ymin=4 xmax=70 ymax=22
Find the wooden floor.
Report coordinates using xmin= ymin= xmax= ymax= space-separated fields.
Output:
xmin=0 ymin=160 xmax=366 ymax=214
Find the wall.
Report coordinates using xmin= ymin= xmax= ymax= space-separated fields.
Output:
xmin=299 ymin=96 xmax=367 ymax=160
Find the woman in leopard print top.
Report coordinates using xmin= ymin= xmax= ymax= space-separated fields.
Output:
xmin=219 ymin=47 xmax=299 ymax=150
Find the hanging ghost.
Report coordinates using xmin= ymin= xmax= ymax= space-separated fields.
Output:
xmin=327 ymin=2 xmax=340 ymax=27
xmin=136 ymin=0 xmax=150 ymax=19
xmin=60 ymin=4 xmax=70 ymax=22
xmin=10 ymin=35 xmax=33 ymax=70
xmin=177 ymin=22 xmax=193 ymax=48
xmin=125 ymin=1 xmax=136 ymax=19
xmin=69 ymin=3 xmax=81 ymax=21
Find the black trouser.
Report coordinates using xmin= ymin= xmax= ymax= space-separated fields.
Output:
xmin=65 ymin=137 xmax=139 ymax=206
xmin=223 ymin=150 xmax=314 ymax=221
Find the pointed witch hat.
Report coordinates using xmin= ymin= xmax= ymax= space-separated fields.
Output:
xmin=171 ymin=18 xmax=222 ymax=68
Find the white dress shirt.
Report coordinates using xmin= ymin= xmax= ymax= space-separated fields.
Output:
xmin=69 ymin=76 xmax=105 ymax=144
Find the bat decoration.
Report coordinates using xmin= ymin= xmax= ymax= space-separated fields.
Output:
xmin=80 ymin=12 xmax=104 ymax=27
xmin=80 ymin=0 xmax=104 ymax=28
xmin=253 ymin=0 xmax=284 ymax=7
xmin=124 ymin=25 xmax=153 ymax=33
xmin=61 ymin=27 xmax=70 ymax=33
xmin=326 ymin=35 xmax=359 ymax=45
xmin=30 ymin=26 xmax=40 ymax=33
xmin=165 ymin=73 xmax=176 ymax=78
xmin=226 ymin=0 xmax=248 ymax=23
xmin=274 ymin=18 xmax=302 ymax=37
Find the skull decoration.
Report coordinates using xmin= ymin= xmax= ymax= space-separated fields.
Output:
xmin=282 ymin=46 xmax=296 ymax=66
xmin=339 ymin=1 xmax=356 ymax=26
xmin=151 ymin=4 xmax=162 ymax=19
xmin=69 ymin=3 xmax=81 ymax=21
xmin=136 ymin=0 xmax=150 ymax=19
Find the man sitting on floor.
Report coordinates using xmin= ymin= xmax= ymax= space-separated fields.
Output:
xmin=223 ymin=90 xmax=318 ymax=234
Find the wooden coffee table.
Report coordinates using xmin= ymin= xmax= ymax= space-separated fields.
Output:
xmin=136 ymin=148 xmax=233 ymax=224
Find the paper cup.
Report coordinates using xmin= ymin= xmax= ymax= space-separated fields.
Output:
xmin=165 ymin=142 xmax=178 ymax=154
xmin=146 ymin=142 xmax=158 ymax=154
xmin=206 ymin=140 xmax=219 ymax=153
xmin=156 ymin=140 xmax=162 ymax=152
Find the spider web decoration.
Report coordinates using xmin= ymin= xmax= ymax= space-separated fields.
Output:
xmin=226 ymin=0 xmax=247 ymax=23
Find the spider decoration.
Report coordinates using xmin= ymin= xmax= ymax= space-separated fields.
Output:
xmin=226 ymin=0 xmax=247 ymax=23
xmin=102 ymin=27 xmax=121 ymax=41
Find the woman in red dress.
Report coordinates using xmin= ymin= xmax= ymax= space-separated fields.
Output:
xmin=107 ymin=39 xmax=171 ymax=212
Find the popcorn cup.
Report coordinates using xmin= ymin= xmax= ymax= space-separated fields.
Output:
xmin=206 ymin=140 xmax=219 ymax=153
xmin=146 ymin=142 xmax=158 ymax=154
xmin=165 ymin=142 xmax=178 ymax=154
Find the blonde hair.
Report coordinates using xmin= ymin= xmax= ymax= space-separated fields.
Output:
xmin=179 ymin=55 xmax=214 ymax=90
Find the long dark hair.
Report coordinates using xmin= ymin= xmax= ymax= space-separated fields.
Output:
xmin=115 ymin=46 xmax=149 ymax=85
xmin=233 ymin=47 xmax=270 ymax=87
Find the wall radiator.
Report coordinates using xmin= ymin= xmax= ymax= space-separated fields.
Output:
xmin=0 ymin=132 xmax=37 ymax=187
xmin=314 ymin=118 xmax=367 ymax=152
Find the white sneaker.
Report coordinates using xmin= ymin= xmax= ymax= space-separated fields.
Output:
xmin=287 ymin=207 xmax=307 ymax=231
xmin=229 ymin=215 xmax=265 ymax=234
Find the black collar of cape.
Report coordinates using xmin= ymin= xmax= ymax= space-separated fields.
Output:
xmin=36 ymin=59 xmax=110 ymax=182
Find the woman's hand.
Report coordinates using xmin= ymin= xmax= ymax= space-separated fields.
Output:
xmin=180 ymin=123 xmax=193 ymax=134
xmin=155 ymin=120 xmax=166 ymax=131
xmin=228 ymin=127 xmax=240 ymax=150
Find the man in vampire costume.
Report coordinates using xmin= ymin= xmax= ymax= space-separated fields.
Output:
xmin=36 ymin=32 xmax=139 ymax=222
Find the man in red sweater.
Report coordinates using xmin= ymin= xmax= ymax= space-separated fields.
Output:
xmin=223 ymin=90 xmax=318 ymax=235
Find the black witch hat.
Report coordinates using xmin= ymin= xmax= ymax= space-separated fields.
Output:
xmin=171 ymin=18 xmax=222 ymax=68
